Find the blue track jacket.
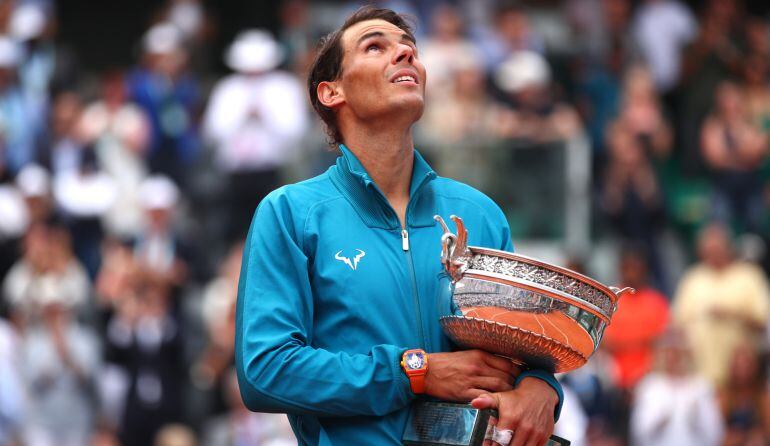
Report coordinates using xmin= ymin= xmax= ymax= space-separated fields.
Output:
xmin=236 ymin=145 xmax=563 ymax=445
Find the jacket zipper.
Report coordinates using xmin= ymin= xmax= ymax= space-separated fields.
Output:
xmin=402 ymin=226 xmax=427 ymax=350
xmin=367 ymin=170 xmax=434 ymax=351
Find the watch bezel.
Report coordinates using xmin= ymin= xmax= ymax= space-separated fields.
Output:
xmin=402 ymin=349 xmax=428 ymax=373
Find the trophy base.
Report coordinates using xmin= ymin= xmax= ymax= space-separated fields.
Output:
xmin=402 ymin=401 xmax=570 ymax=446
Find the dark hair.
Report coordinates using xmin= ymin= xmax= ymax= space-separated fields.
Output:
xmin=307 ymin=6 xmax=416 ymax=147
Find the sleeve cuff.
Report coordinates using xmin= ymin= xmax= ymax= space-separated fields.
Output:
xmin=515 ymin=369 xmax=564 ymax=422
xmin=394 ymin=348 xmax=417 ymax=402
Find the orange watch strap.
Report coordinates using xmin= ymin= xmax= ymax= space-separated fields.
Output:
xmin=409 ymin=372 xmax=426 ymax=394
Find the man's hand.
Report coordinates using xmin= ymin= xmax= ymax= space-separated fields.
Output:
xmin=424 ymin=350 xmax=521 ymax=402
xmin=471 ymin=376 xmax=558 ymax=446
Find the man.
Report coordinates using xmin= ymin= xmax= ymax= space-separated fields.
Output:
xmin=673 ymin=222 xmax=770 ymax=386
xmin=203 ymin=29 xmax=308 ymax=242
xmin=235 ymin=7 xmax=562 ymax=446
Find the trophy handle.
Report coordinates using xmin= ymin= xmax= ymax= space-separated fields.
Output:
xmin=434 ymin=215 xmax=471 ymax=282
xmin=450 ymin=215 xmax=469 ymax=258
xmin=609 ymin=286 xmax=635 ymax=298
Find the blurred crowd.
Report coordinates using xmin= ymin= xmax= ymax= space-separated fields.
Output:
xmin=1 ymin=0 xmax=770 ymax=445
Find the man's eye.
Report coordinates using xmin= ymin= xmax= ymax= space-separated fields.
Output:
xmin=366 ymin=43 xmax=381 ymax=52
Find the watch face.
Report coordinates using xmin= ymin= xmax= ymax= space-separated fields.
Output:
xmin=405 ymin=352 xmax=425 ymax=370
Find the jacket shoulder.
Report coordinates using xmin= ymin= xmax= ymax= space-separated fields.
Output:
xmin=430 ymin=176 xmax=506 ymax=219
xmin=253 ymin=171 xmax=343 ymax=243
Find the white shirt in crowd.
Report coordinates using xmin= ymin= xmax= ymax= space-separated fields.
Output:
xmin=203 ymin=71 xmax=309 ymax=173
xmin=631 ymin=372 xmax=724 ymax=446
xmin=632 ymin=0 xmax=697 ymax=92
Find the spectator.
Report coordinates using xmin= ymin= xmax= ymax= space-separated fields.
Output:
xmin=159 ymin=0 xmax=211 ymax=73
xmin=92 ymin=237 xmax=140 ymax=430
xmin=630 ymin=328 xmax=724 ymax=446
xmin=53 ymin=147 xmax=117 ymax=278
xmin=631 ymin=0 xmax=697 ymax=93
xmin=8 ymin=2 xmax=79 ymax=106
xmin=2 ymin=221 xmax=90 ymax=328
xmin=155 ymin=424 xmax=197 ymax=446
xmin=0 ymin=165 xmax=27 ymax=282
xmin=743 ymin=53 xmax=770 ymax=137
xmin=572 ymin=0 xmax=631 ymax=160
xmin=610 ymin=65 xmax=672 ymax=161
xmin=559 ymin=350 xmax=622 ymax=445
xmin=719 ymin=343 xmax=770 ymax=446
xmin=127 ymin=22 xmax=200 ymax=186
xmin=419 ymin=4 xmax=479 ymax=100
xmin=79 ymin=70 xmax=151 ymax=239
xmin=202 ymin=30 xmax=308 ymax=242
xmin=476 ymin=3 xmax=544 ymax=71
xmin=743 ymin=15 xmax=770 ymax=61
xmin=133 ymin=175 xmax=190 ymax=294
xmin=90 ymin=427 xmax=122 ymax=446
xmin=43 ymin=91 xmax=85 ymax=177
xmin=105 ymin=281 xmax=187 ymax=446
xmin=678 ymin=0 xmax=743 ymax=173
xmin=277 ymin=0 xmax=316 ymax=74
xmin=15 ymin=163 xmax=53 ymax=226
xmin=567 ymin=0 xmax=632 ymax=63
xmin=701 ymin=81 xmax=767 ymax=232
xmin=673 ymin=222 xmax=770 ymax=386
xmin=493 ymin=51 xmax=582 ymax=143
xmin=192 ymin=241 xmax=242 ymax=393
xmin=602 ymin=246 xmax=669 ymax=391
xmin=0 ymin=318 xmax=23 ymax=445
xmin=0 ymin=36 xmax=41 ymax=174
xmin=417 ymin=49 xmax=504 ymax=184
xmin=601 ymin=124 xmax=666 ymax=286
xmin=201 ymin=369 xmax=295 ymax=446
xmin=95 ymin=237 xmax=140 ymax=312
xmin=21 ymin=297 xmax=101 ymax=446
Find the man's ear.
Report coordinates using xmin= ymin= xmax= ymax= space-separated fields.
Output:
xmin=318 ymin=80 xmax=345 ymax=108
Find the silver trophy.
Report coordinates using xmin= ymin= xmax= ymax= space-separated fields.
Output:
xmin=402 ymin=215 xmax=634 ymax=446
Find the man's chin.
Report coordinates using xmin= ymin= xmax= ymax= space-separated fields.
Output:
xmin=389 ymin=96 xmax=425 ymax=119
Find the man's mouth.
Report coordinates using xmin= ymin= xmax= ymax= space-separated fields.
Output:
xmin=390 ymin=69 xmax=419 ymax=84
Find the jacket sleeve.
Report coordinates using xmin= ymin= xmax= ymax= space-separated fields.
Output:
xmin=235 ymin=194 xmax=414 ymax=417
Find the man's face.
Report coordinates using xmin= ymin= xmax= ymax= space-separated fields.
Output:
xmin=335 ymin=19 xmax=426 ymax=122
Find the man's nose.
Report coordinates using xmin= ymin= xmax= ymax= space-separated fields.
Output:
xmin=393 ymin=43 xmax=414 ymax=64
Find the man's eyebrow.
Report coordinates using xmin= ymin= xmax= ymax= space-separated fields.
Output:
xmin=357 ymin=31 xmax=384 ymax=45
xmin=356 ymin=31 xmax=417 ymax=46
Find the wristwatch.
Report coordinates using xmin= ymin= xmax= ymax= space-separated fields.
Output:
xmin=401 ymin=349 xmax=428 ymax=394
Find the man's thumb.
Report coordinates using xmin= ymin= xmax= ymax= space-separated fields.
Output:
xmin=471 ymin=394 xmax=497 ymax=409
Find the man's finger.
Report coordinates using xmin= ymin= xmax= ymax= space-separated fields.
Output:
xmin=465 ymin=388 xmax=488 ymax=401
xmin=477 ymin=365 xmax=518 ymax=387
xmin=473 ymin=376 xmax=514 ymax=393
xmin=483 ymin=417 xmax=497 ymax=446
xmin=480 ymin=353 xmax=520 ymax=375
xmin=493 ymin=404 xmax=521 ymax=446
xmin=507 ymin=420 xmax=530 ymax=446
xmin=471 ymin=393 xmax=498 ymax=410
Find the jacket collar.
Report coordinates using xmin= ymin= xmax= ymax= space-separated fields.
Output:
xmin=329 ymin=144 xmax=438 ymax=230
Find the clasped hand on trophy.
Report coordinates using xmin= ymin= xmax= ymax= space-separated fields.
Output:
xmin=423 ymin=350 xmax=520 ymax=402
xmin=424 ymin=351 xmax=558 ymax=446
xmin=473 ymin=378 xmax=559 ymax=446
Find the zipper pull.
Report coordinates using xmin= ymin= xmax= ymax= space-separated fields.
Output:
xmin=401 ymin=229 xmax=409 ymax=251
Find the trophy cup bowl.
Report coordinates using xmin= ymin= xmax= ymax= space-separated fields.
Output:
xmin=434 ymin=215 xmax=634 ymax=373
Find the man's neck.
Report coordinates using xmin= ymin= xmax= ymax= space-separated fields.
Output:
xmin=342 ymin=124 xmax=415 ymax=227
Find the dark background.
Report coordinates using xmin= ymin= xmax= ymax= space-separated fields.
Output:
xmin=57 ymin=0 xmax=280 ymax=72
